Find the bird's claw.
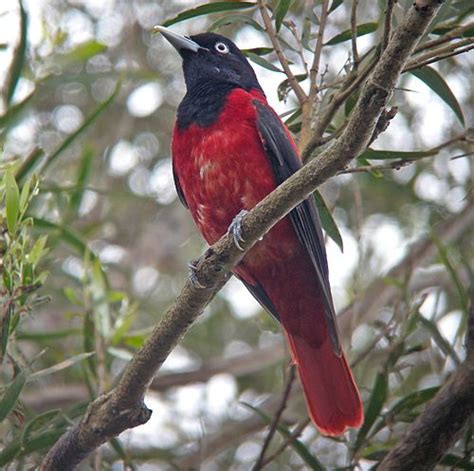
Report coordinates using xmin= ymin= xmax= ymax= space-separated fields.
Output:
xmin=228 ymin=209 xmax=248 ymax=251
xmin=188 ymin=260 xmax=206 ymax=289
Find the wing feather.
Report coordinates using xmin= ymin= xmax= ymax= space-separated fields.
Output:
xmin=253 ymin=99 xmax=341 ymax=354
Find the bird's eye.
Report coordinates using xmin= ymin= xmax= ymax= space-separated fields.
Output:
xmin=214 ymin=42 xmax=229 ymax=54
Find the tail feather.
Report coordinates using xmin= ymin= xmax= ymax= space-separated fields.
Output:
xmin=286 ymin=332 xmax=363 ymax=436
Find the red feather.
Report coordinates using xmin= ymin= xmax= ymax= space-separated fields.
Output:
xmin=172 ymin=88 xmax=363 ymax=435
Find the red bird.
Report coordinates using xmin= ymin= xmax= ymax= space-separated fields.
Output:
xmin=157 ymin=26 xmax=363 ymax=436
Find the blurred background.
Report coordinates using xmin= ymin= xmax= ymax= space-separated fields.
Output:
xmin=0 ymin=0 xmax=473 ymax=469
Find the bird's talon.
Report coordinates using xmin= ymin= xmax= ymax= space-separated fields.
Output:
xmin=228 ymin=210 xmax=248 ymax=251
xmin=188 ymin=260 xmax=206 ymax=289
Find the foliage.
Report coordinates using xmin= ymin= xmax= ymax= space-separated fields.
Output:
xmin=0 ymin=0 xmax=473 ymax=469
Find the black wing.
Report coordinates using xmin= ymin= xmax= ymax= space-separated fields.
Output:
xmin=173 ymin=165 xmax=188 ymax=208
xmin=252 ymin=99 xmax=341 ymax=354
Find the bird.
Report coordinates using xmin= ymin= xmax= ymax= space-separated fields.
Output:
xmin=156 ymin=25 xmax=363 ymax=436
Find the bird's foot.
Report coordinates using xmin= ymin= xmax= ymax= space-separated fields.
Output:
xmin=228 ymin=209 xmax=248 ymax=251
xmin=187 ymin=259 xmax=206 ymax=289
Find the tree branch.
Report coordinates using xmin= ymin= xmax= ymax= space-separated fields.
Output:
xmin=378 ymin=290 xmax=474 ymax=470
xmin=257 ymin=0 xmax=307 ymax=105
xmin=41 ymin=2 xmax=445 ymax=469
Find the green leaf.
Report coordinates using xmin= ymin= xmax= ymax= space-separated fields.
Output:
xmin=18 ymin=177 xmax=31 ymax=214
xmin=419 ymin=314 xmax=462 ymax=364
xmin=5 ymin=169 xmax=20 ymax=234
xmin=56 ymin=40 xmax=107 ymax=66
xmin=359 ymin=148 xmax=438 ymax=161
xmin=246 ymin=52 xmax=284 ymax=73
xmin=70 ymin=146 xmax=94 ymax=214
xmin=242 ymin=47 xmax=273 ymax=56
xmin=354 ymin=371 xmax=388 ymax=452
xmin=0 ymin=371 xmax=26 ymax=423
xmin=275 ymin=0 xmax=293 ymax=32
xmin=208 ymin=14 xmax=263 ymax=32
xmin=410 ymin=66 xmax=465 ymax=126
xmin=313 ymin=191 xmax=343 ymax=252
xmin=15 ymin=147 xmax=44 ymax=184
xmin=163 ymin=2 xmax=257 ymax=27
xmin=0 ymin=91 xmax=35 ymax=132
xmin=277 ymin=73 xmax=307 ymax=101
xmin=241 ymin=402 xmax=326 ymax=470
xmin=440 ymin=453 xmax=474 ymax=470
xmin=43 ymin=81 xmax=120 ymax=172
xmin=16 ymin=328 xmax=81 ymax=341
xmin=29 ymin=352 xmax=95 ymax=380
xmin=27 ymin=235 xmax=48 ymax=267
xmin=21 ymin=409 xmax=61 ymax=444
xmin=32 ymin=217 xmax=99 ymax=260
xmin=387 ymin=387 xmax=439 ymax=418
xmin=325 ymin=22 xmax=378 ymax=45
xmin=329 ymin=0 xmax=344 ymax=13
xmin=5 ymin=0 xmax=27 ymax=104
xmin=0 ymin=429 xmax=65 ymax=466
xmin=433 ymin=235 xmax=469 ymax=314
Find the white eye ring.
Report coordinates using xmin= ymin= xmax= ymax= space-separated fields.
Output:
xmin=215 ymin=42 xmax=229 ymax=54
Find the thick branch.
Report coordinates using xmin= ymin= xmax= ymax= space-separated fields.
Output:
xmin=41 ymin=2 xmax=444 ymax=469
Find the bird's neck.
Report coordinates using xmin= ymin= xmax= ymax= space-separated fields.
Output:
xmin=176 ymin=80 xmax=262 ymax=130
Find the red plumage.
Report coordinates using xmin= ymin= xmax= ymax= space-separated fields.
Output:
xmin=172 ymin=88 xmax=363 ymax=435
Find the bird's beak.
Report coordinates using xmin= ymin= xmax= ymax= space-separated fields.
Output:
xmin=154 ymin=25 xmax=203 ymax=54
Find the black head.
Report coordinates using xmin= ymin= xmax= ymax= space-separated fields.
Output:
xmin=156 ymin=27 xmax=263 ymax=94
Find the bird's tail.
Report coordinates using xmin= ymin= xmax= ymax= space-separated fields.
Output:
xmin=286 ymin=331 xmax=363 ymax=436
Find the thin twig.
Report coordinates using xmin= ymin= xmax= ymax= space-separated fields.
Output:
xmin=309 ymin=0 xmax=331 ymax=98
xmin=302 ymin=54 xmax=379 ymax=162
xmin=252 ymin=365 xmax=296 ymax=471
xmin=350 ymin=0 xmax=360 ymax=67
xmin=415 ymin=20 xmax=474 ymax=52
xmin=259 ymin=419 xmax=311 ymax=468
xmin=404 ymin=43 xmax=474 ymax=71
xmin=405 ymin=37 xmax=474 ymax=70
xmin=258 ymin=0 xmax=306 ymax=104
xmin=301 ymin=0 xmax=331 ymax=148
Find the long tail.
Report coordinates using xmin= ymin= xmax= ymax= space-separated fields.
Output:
xmin=286 ymin=331 xmax=363 ymax=436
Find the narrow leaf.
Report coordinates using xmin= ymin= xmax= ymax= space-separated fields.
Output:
xmin=163 ymin=2 xmax=256 ymax=27
xmin=16 ymin=328 xmax=81 ymax=341
xmin=313 ymin=191 xmax=343 ymax=252
xmin=5 ymin=169 xmax=20 ymax=234
xmin=208 ymin=14 xmax=263 ymax=32
xmin=15 ymin=147 xmax=44 ymax=184
xmin=0 ymin=371 xmax=26 ymax=423
xmin=70 ymin=146 xmax=94 ymax=214
xmin=410 ymin=66 xmax=465 ymax=126
xmin=241 ymin=402 xmax=326 ymax=470
xmin=21 ymin=410 xmax=61 ymax=444
xmin=354 ymin=371 xmax=388 ymax=452
xmin=43 ymin=82 xmax=120 ymax=172
xmin=246 ymin=53 xmax=284 ymax=73
xmin=360 ymin=148 xmax=438 ymax=161
xmin=56 ymin=40 xmax=107 ymax=66
xmin=275 ymin=0 xmax=293 ymax=32
xmin=5 ymin=0 xmax=27 ymax=104
xmin=325 ymin=22 xmax=378 ymax=45
xmin=29 ymin=352 xmax=95 ymax=380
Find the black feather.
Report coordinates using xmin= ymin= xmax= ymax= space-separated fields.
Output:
xmin=253 ymin=99 xmax=341 ymax=355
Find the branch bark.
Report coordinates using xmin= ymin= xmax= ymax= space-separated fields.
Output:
xmin=41 ymin=1 xmax=445 ymax=469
